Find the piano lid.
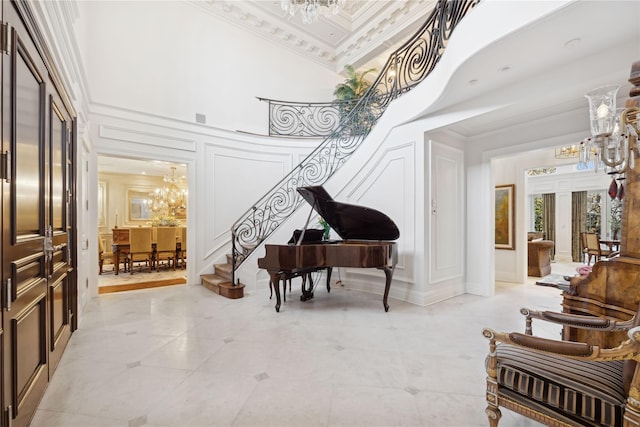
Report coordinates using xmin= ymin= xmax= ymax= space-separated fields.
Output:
xmin=297 ymin=186 xmax=400 ymax=241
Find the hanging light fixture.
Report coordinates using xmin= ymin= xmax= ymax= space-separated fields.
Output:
xmin=577 ymin=85 xmax=640 ymax=175
xmin=281 ymin=0 xmax=344 ymax=24
xmin=149 ymin=166 xmax=187 ymax=217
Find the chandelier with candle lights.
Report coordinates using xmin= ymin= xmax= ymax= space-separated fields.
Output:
xmin=149 ymin=166 xmax=187 ymax=217
xmin=281 ymin=0 xmax=344 ymax=24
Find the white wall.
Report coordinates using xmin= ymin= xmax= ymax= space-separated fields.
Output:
xmin=492 ymin=156 xmax=524 ymax=283
xmin=76 ymin=1 xmax=343 ymax=134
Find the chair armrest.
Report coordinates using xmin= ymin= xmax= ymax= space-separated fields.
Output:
xmin=508 ymin=332 xmax=593 ymax=356
xmin=520 ymin=307 xmax=634 ymax=335
xmin=483 ymin=325 xmax=640 ymax=362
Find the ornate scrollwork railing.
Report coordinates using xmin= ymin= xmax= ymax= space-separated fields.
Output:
xmin=257 ymin=97 xmax=358 ymax=138
xmin=231 ymin=0 xmax=480 ymax=282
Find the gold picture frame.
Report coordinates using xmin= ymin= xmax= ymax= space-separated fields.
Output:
xmin=495 ymin=184 xmax=515 ymax=250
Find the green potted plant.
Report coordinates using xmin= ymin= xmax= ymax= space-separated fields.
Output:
xmin=333 ymin=65 xmax=377 ymax=134
xmin=318 ymin=217 xmax=331 ymax=240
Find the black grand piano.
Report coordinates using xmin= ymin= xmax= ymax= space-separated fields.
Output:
xmin=258 ymin=186 xmax=400 ymax=312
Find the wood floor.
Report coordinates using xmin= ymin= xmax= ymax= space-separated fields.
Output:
xmin=98 ymin=263 xmax=187 ymax=294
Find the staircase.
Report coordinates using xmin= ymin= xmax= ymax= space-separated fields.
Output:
xmin=229 ymin=0 xmax=480 ymax=285
xmin=201 ymin=254 xmax=245 ymax=299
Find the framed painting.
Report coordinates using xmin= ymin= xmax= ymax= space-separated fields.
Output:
xmin=495 ymin=184 xmax=515 ymax=250
xmin=127 ymin=187 xmax=154 ymax=222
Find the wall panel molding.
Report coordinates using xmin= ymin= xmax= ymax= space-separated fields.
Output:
xmin=429 ymin=141 xmax=464 ymax=285
xmin=99 ymin=124 xmax=196 ymax=151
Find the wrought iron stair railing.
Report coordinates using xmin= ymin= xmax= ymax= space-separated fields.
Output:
xmin=257 ymin=97 xmax=358 ymax=138
xmin=231 ymin=0 xmax=480 ymax=283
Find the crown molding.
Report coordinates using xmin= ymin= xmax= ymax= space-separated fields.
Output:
xmin=188 ymin=0 xmax=433 ymax=73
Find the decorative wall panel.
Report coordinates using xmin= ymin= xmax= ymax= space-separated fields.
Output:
xmin=430 ymin=141 xmax=464 ymax=284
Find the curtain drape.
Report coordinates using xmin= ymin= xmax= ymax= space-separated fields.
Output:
xmin=572 ymin=191 xmax=587 ymax=262
xmin=542 ymin=193 xmax=556 ymax=259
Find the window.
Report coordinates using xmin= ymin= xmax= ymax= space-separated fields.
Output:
xmin=586 ymin=190 xmax=623 ymax=239
xmin=530 ymin=194 xmax=543 ymax=231
xmin=609 ymin=197 xmax=623 ymax=239
xmin=586 ymin=191 xmax=602 ymax=235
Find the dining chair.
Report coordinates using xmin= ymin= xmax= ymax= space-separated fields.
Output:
xmin=155 ymin=227 xmax=177 ymax=271
xmin=128 ymin=227 xmax=153 ymax=274
xmin=179 ymin=227 xmax=187 ymax=269
xmin=581 ymin=232 xmax=613 ymax=265
xmin=98 ymin=237 xmax=113 ymax=274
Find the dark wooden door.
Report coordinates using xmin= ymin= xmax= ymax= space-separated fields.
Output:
xmin=0 ymin=3 xmax=75 ymax=426
xmin=2 ymin=10 xmax=49 ymax=427
xmin=47 ymin=88 xmax=73 ymax=375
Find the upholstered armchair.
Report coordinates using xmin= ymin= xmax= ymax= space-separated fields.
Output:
xmin=483 ymin=306 xmax=640 ymax=426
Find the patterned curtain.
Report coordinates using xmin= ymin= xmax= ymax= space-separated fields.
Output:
xmin=572 ymin=191 xmax=587 ymax=262
xmin=542 ymin=193 xmax=556 ymax=259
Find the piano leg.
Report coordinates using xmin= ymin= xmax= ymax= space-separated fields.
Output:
xmin=269 ymin=272 xmax=283 ymax=312
xmin=270 ymin=277 xmax=289 ymax=302
xmin=325 ymin=267 xmax=333 ymax=293
xmin=300 ymin=273 xmax=314 ymax=301
xmin=382 ymin=267 xmax=393 ymax=312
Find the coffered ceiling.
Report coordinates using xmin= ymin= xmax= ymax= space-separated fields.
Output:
xmin=189 ymin=0 xmax=435 ymax=73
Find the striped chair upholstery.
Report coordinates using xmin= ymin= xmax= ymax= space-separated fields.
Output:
xmin=495 ymin=344 xmax=627 ymax=426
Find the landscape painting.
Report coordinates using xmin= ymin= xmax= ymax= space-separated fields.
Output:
xmin=495 ymin=184 xmax=515 ymax=250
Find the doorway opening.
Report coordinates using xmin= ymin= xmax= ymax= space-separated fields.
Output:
xmin=97 ymin=155 xmax=188 ymax=293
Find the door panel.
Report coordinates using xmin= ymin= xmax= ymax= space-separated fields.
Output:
xmin=49 ymin=273 xmax=66 ymax=350
xmin=47 ymin=93 xmax=72 ymax=373
xmin=51 ymin=101 xmax=64 ymax=232
xmin=12 ymin=293 xmax=46 ymax=409
xmin=13 ymin=35 xmax=43 ymax=239
xmin=3 ymin=10 xmax=49 ymax=427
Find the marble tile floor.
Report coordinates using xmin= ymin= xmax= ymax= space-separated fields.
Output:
xmin=32 ymin=263 xmax=583 ymax=427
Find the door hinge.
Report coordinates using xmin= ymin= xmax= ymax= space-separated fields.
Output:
xmin=5 ymin=278 xmax=11 ymax=311
xmin=1 ymin=151 xmax=10 ymax=182
xmin=0 ymin=22 xmax=10 ymax=55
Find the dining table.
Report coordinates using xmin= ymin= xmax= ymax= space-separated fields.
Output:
xmin=111 ymin=227 xmax=183 ymax=274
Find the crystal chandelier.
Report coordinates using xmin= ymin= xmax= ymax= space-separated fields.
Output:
xmin=555 ymin=145 xmax=580 ymax=159
xmin=149 ymin=166 xmax=187 ymax=217
xmin=281 ymin=0 xmax=344 ymax=24
xmin=577 ymin=85 xmax=640 ymax=176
